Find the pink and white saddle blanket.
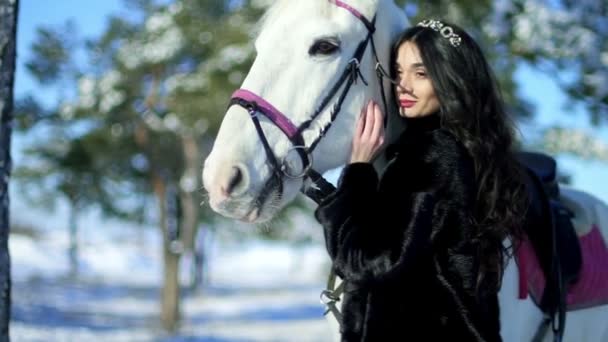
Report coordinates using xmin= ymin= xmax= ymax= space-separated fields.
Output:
xmin=516 ymin=187 xmax=608 ymax=310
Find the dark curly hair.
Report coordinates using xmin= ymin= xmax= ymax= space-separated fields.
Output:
xmin=390 ymin=21 xmax=529 ymax=291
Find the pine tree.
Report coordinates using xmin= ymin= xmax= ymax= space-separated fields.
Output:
xmin=15 ymin=0 xmax=263 ymax=331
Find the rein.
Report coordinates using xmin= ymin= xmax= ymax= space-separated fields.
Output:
xmin=228 ymin=0 xmax=392 ymax=206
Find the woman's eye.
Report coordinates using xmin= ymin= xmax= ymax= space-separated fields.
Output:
xmin=309 ymin=40 xmax=340 ymax=56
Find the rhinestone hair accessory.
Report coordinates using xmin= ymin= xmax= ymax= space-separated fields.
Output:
xmin=417 ymin=19 xmax=462 ymax=47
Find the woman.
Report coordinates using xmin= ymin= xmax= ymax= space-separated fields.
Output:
xmin=315 ymin=19 xmax=529 ymax=341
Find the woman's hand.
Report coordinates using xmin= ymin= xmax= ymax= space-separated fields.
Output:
xmin=350 ymin=100 xmax=385 ymax=163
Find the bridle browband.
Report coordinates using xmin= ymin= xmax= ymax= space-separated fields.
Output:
xmin=228 ymin=0 xmax=392 ymax=205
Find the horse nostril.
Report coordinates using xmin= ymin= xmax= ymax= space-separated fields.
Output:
xmin=226 ymin=166 xmax=243 ymax=196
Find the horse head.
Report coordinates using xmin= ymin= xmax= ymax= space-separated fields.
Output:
xmin=203 ymin=0 xmax=408 ymax=223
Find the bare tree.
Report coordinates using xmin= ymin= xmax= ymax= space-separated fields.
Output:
xmin=0 ymin=0 xmax=18 ymax=339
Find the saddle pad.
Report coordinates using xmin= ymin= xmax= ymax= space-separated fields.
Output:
xmin=516 ymin=225 xmax=608 ymax=310
xmin=559 ymin=187 xmax=597 ymax=236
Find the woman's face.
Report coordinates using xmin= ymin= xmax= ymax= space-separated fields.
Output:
xmin=394 ymin=41 xmax=440 ymax=118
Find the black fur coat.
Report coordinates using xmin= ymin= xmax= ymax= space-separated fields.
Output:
xmin=315 ymin=117 xmax=501 ymax=342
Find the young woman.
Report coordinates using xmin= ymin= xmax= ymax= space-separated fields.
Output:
xmin=315 ymin=19 xmax=529 ymax=341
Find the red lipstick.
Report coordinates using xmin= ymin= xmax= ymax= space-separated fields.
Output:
xmin=399 ymin=100 xmax=416 ymax=108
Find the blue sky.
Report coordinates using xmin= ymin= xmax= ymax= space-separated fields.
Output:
xmin=15 ymin=0 xmax=123 ymax=99
xmin=11 ymin=0 xmax=608 ymax=229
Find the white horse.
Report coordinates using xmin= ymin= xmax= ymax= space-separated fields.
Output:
xmin=202 ymin=1 xmax=608 ymax=341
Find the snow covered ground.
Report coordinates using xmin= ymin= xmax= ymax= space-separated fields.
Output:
xmin=9 ymin=221 xmax=335 ymax=342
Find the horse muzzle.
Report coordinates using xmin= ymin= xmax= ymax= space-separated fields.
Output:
xmin=203 ymin=158 xmax=284 ymax=223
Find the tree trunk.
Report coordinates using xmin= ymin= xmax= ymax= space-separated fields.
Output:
xmin=161 ymin=239 xmax=181 ymax=332
xmin=179 ymin=133 xmax=201 ymax=290
xmin=153 ymin=173 xmax=181 ymax=332
xmin=68 ymin=201 xmax=79 ymax=278
xmin=0 ymin=0 xmax=18 ymax=339
xmin=135 ymin=114 xmax=182 ymax=332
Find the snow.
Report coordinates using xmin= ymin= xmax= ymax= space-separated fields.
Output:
xmin=117 ymin=11 xmax=185 ymax=70
xmin=77 ymin=76 xmax=97 ymax=109
xmin=206 ymin=44 xmax=253 ymax=72
xmin=508 ymin=0 xmax=607 ymax=102
xmin=165 ymin=72 xmax=209 ymax=93
xmin=543 ymin=127 xmax=608 ymax=162
xmin=9 ymin=220 xmax=334 ymax=341
xmin=98 ymin=71 xmax=126 ymax=113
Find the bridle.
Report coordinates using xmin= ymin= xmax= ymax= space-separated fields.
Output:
xmin=228 ymin=1 xmax=397 ymax=328
xmin=228 ymin=0 xmax=393 ymax=205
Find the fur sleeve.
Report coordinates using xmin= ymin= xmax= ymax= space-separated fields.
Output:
xmin=314 ymin=163 xmax=437 ymax=285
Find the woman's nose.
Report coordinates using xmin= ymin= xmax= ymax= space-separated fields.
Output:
xmin=396 ymin=77 xmax=412 ymax=93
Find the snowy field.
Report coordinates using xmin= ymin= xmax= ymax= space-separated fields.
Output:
xmin=9 ymin=221 xmax=335 ymax=342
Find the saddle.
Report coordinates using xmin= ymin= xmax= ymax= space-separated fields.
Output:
xmin=516 ymin=152 xmax=583 ymax=338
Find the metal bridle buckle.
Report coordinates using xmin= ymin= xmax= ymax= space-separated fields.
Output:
xmin=280 ymin=145 xmax=313 ymax=179
xmin=348 ymin=58 xmax=361 ymax=69
xmin=244 ymin=102 xmax=259 ymax=118
xmin=320 ymin=289 xmax=340 ymax=306
xmin=375 ymin=62 xmax=398 ymax=85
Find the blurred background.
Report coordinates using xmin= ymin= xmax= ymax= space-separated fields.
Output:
xmin=7 ymin=0 xmax=608 ymax=341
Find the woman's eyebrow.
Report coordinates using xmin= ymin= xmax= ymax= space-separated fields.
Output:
xmin=395 ymin=62 xmax=425 ymax=70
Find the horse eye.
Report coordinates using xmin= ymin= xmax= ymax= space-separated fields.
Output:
xmin=309 ymin=39 xmax=340 ymax=56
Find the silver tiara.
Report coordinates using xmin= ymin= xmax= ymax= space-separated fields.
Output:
xmin=417 ymin=19 xmax=462 ymax=47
